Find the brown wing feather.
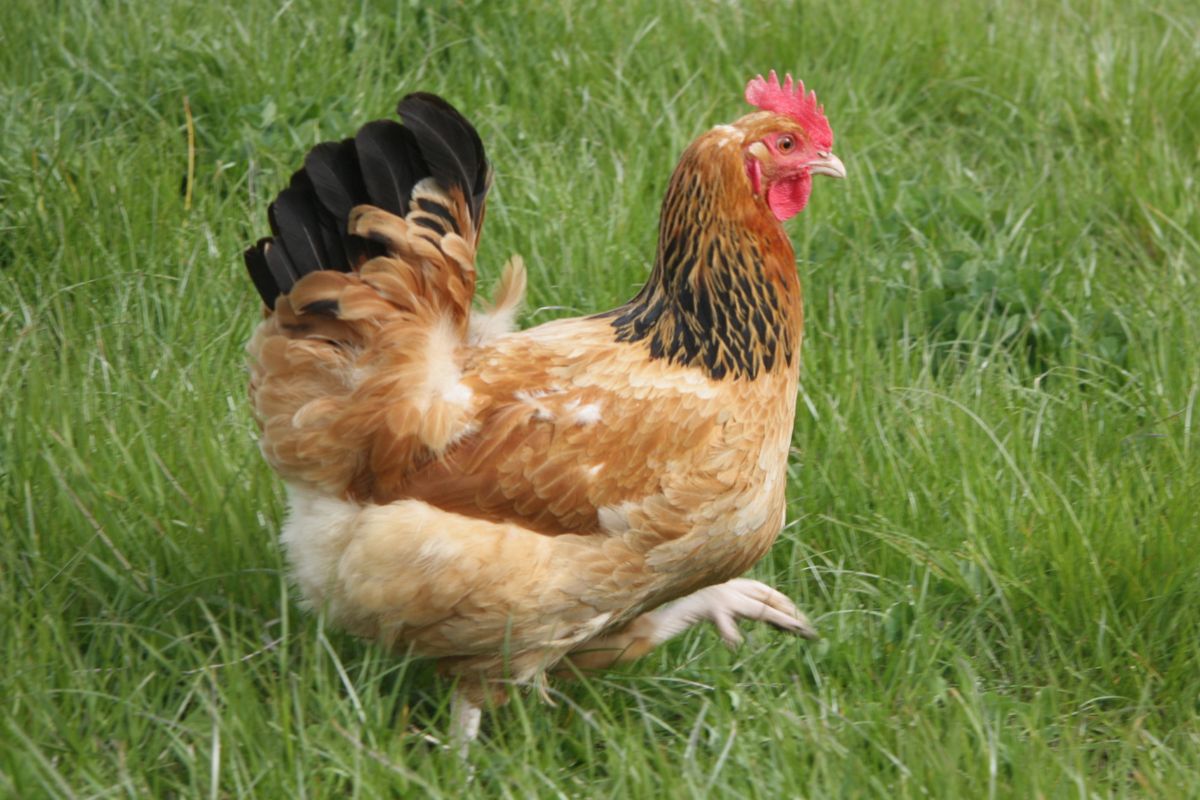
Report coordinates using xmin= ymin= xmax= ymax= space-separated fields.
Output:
xmin=389 ymin=316 xmax=753 ymax=542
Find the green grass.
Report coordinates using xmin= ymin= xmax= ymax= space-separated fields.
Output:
xmin=2 ymin=0 xmax=1198 ymax=796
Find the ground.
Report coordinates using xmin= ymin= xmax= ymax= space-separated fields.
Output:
xmin=1 ymin=0 xmax=1198 ymax=796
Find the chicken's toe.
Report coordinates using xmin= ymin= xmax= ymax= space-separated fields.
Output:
xmin=698 ymin=579 xmax=818 ymax=642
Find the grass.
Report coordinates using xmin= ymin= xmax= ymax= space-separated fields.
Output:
xmin=2 ymin=0 xmax=1198 ymax=796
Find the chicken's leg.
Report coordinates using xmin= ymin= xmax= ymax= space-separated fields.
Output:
xmin=449 ymin=689 xmax=483 ymax=755
xmin=567 ymin=578 xmax=817 ymax=671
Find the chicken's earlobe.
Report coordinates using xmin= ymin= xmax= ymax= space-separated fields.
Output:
xmin=744 ymin=142 xmax=769 ymax=196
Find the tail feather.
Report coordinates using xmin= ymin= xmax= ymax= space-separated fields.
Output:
xmin=396 ymin=92 xmax=488 ymax=220
xmin=244 ymin=93 xmax=492 ymax=309
xmin=303 ymin=138 xmax=365 ymax=220
xmin=244 ymin=241 xmax=278 ymax=312
xmin=270 ymin=178 xmax=335 ymax=275
xmin=354 ymin=120 xmax=427 ymax=219
xmin=245 ymin=92 xmax=500 ymax=499
xmin=302 ymin=138 xmax=387 ymax=271
xmin=263 ymin=239 xmax=299 ymax=296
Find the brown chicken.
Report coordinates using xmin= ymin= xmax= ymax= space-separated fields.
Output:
xmin=244 ymin=72 xmax=844 ymax=746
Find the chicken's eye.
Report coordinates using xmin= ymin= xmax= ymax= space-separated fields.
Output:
xmin=777 ymin=135 xmax=796 ymax=153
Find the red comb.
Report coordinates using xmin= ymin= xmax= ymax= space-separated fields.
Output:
xmin=744 ymin=71 xmax=833 ymax=149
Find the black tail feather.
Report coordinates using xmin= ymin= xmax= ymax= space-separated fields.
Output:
xmin=244 ymin=240 xmax=278 ymax=310
xmin=263 ymin=240 xmax=298 ymax=297
xmin=244 ymin=93 xmax=490 ymax=308
xmin=303 ymin=138 xmax=366 ymax=221
xmin=299 ymin=142 xmax=389 ymax=272
xmin=396 ymin=92 xmax=488 ymax=219
xmin=297 ymin=172 xmax=359 ymax=273
xmin=354 ymin=121 xmax=427 ymax=218
xmin=270 ymin=179 xmax=333 ymax=276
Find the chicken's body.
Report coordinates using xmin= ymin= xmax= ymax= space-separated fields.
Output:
xmin=243 ymin=75 xmax=842 ymax=745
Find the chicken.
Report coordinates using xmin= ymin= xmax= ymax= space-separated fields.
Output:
xmin=243 ymin=72 xmax=844 ymax=747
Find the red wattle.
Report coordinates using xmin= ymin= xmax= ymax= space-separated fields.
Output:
xmin=766 ymin=174 xmax=813 ymax=221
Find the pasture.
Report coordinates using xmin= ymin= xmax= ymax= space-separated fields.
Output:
xmin=2 ymin=0 xmax=1197 ymax=795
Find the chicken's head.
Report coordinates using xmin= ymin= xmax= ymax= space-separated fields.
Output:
xmin=738 ymin=71 xmax=844 ymax=221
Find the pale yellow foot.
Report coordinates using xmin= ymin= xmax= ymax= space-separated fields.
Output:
xmin=644 ymin=578 xmax=817 ymax=647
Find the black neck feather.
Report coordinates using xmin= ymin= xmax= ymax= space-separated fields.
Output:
xmin=605 ymin=167 xmax=798 ymax=381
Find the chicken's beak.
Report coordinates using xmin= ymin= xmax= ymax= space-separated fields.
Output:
xmin=807 ymin=151 xmax=846 ymax=180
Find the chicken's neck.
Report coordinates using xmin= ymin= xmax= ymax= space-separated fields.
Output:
xmin=606 ymin=147 xmax=803 ymax=381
